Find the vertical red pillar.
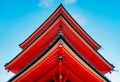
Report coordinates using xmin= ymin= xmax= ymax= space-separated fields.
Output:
xmin=59 ymin=56 xmax=62 ymax=82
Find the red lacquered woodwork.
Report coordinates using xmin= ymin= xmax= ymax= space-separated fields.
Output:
xmin=12 ymin=44 xmax=107 ymax=82
xmin=6 ymin=4 xmax=113 ymax=82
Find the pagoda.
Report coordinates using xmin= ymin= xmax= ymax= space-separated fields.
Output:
xmin=5 ymin=4 xmax=114 ymax=82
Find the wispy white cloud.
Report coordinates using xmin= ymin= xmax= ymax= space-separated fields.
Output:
xmin=38 ymin=0 xmax=54 ymax=7
xmin=38 ymin=0 xmax=77 ymax=7
xmin=72 ymin=14 xmax=87 ymax=26
xmin=64 ymin=0 xmax=77 ymax=4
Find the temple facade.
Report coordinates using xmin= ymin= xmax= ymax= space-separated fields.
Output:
xmin=5 ymin=4 xmax=114 ymax=82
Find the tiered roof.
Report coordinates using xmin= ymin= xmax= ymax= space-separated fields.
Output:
xmin=5 ymin=4 xmax=114 ymax=82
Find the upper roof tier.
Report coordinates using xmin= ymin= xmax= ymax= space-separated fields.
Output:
xmin=19 ymin=4 xmax=101 ymax=50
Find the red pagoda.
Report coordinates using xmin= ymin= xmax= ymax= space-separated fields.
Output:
xmin=5 ymin=4 xmax=114 ymax=82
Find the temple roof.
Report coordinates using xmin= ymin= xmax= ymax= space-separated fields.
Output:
xmin=8 ymin=35 xmax=110 ymax=82
xmin=5 ymin=15 xmax=114 ymax=74
xmin=5 ymin=4 xmax=114 ymax=82
xmin=19 ymin=4 xmax=101 ymax=50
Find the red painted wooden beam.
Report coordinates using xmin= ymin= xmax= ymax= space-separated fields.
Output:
xmin=59 ymin=56 xmax=63 ymax=82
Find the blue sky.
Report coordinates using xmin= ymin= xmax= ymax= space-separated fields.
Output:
xmin=0 ymin=0 xmax=120 ymax=82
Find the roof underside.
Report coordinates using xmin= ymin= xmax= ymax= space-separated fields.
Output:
xmin=9 ymin=39 xmax=110 ymax=82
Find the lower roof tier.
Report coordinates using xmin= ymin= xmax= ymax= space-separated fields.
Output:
xmin=9 ymin=39 xmax=110 ymax=82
